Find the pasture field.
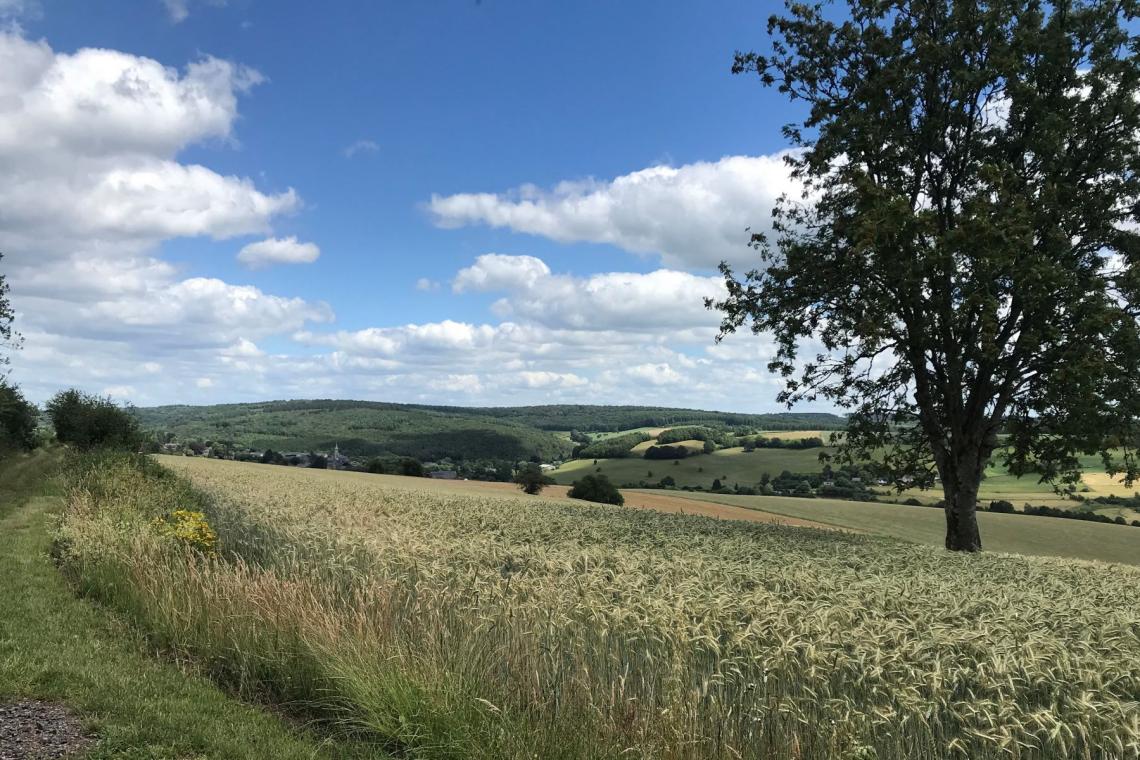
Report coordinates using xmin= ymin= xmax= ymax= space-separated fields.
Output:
xmin=561 ymin=429 xmax=1139 ymax=517
xmin=55 ymin=455 xmax=1140 ymax=759
xmin=753 ymin=429 xmax=835 ymax=442
xmin=629 ymin=437 xmax=706 ymax=454
xmin=552 ymin=445 xmax=826 ymax=487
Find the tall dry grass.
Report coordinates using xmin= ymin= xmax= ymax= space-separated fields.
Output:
xmin=54 ymin=454 xmax=1140 ymax=759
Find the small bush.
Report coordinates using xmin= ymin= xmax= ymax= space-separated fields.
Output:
xmin=514 ymin=463 xmax=547 ymax=495
xmin=989 ymin=500 xmax=1015 ymax=513
xmin=644 ymin=444 xmax=689 ymax=460
xmin=568 ymin=474 xmax=623 ymax=505
xmin=903 ymin=498 xmax=923 ymax=506
xmin=152 ymin=509 xmax=217 ymax=555
xmin=398 ymin=458 xmax=425 ymax=477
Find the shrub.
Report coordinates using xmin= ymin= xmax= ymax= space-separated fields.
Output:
xmin=1020 ymin=503 xmax=1130 ymax=525
xmin=364 ymin=457 xmax=386 ymax=474
xmin=644 ymin=444 xmax=689 ymax=460
xmin=152 ymin=509 xmax=217 ymax=555
xmin=398 ymin=458 xmax=425 ymax=477
xmin=260 ymin=449 xmax=287 ymax=466
xmin=988 ymin=500 xmax=1015 ymax=513
xmin=514 ymin=463 xmax=547 ymax=495
xmin=657 ymin=476 xmax=676 ymax=488
xmin=46 ymin=388 xmax=141 ymax=450
xmin=568 ymin=474 xmax=623 ymax=505
xmin=903 ymin=498 xmax=923 ymax=506
xmin=750 ymin=435 xmax=826 ymax=450
xmin=0 ymin=381 xmax=38 ymax=451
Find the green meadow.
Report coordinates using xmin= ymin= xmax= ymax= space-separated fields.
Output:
xmin=668 ymin=490 xmax=1140 ymax=565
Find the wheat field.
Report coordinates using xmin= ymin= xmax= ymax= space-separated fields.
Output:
xmin=56 ymin=455 xmax=1140 ymax=759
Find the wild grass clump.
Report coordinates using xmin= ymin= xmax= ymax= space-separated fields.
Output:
xmin=55 ymin=455 xmax=1140 ymax=760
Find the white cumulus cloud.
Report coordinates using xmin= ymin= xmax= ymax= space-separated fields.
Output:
xmin=237 ymin=236 xmax=321 ymax=269
xmin=429 ymin=153 xmax=801 ymax=269
xmin=453 ymin=253 xmax=725 ymax=330
xmin=0 ymin=31 xmax=328 ymax=403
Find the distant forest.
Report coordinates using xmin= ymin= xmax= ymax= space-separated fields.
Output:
xmin=135 ymin=400 xmax=845 ymax=462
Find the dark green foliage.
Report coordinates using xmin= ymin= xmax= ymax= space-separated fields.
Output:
xmin=1021 ymin=503 xmax=1133 ymax=526
xmin=744 ymin=435 xmax=825 ymax=451
xmin=133 ymin=400 xmax=575 ymax=463
xmin=577 ymin=432 xmax=652 ymax=459
xmin=409 ymin=404 xmax=846 ymax=432
xmin=712 ymin=478 xmax=723 ymax=491
xmin=567 ymin=474 xmax=623 ymax=505
xmin=307 ymin=454 xmax=327 ymax=469
xmin=0 ymin=381 xmax=38 ymax=451
xmin=364 ymin=457 xmax=386 ymax=474
xmin=1086 ymin=493 xmax=1140 ymax=510
xmin=644 ymin=444 xmax=689 ymax=460
xmin=989 ymin=500 xmax=1016 ymax=514
xmin=658 ymin=475 xmax=676 ymax=488
xmin=569 ymin=430 xmax=592 ymax=444
xmin=514 ymin=463 xmax=547 ymax=495
xmin=260 ymin=449 xmax=287 ymax=465
xmin=46 ymin=389 xmax=141 ymax=451
xmin=397 ymin=458 xmax=425 ymax=477
xmin=903 ymin=498 xmax=924 ymax=507
xmin=656 ymin=426 xmax=719 ymax=444
xmin=715 ymin=0 xmax=1140 ymax=551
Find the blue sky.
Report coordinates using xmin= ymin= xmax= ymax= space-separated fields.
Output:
xmin=2 ymin=0 xmax=808 ymax=410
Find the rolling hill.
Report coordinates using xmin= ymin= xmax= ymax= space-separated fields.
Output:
xmin=134 ymin=400 xmax=846 ymax=463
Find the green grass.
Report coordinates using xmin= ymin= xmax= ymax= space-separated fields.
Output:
xmin=668 ymin=490 xmax=1140 ymax=565
xmin=553 ymin=445 xmax=829 ymax=487
xmin=0 ymin=449 xmax=379 ymax=760
xmin=565 ymin=437 xmax=1140 ymax=516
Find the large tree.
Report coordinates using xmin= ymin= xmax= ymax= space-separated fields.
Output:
xmin=712 ymin=0 xmax=1140 ymax=551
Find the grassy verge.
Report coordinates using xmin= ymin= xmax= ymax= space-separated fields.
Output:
xmin=0 ymin=448 xmax=379 ymax=760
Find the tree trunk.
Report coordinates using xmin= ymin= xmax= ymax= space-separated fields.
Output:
xmin=943 ymin=469 xmax=982 ymax=552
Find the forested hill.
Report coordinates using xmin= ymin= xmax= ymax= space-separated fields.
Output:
xmin=135 ymin=400 xmax=845 ymax=462
xmin=403 ymin=404 xmax=846 ymax=432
